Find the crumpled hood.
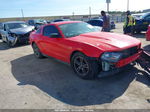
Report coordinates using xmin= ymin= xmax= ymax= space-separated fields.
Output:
xmin=70 ymin=32 xmax=141 ymax=51
xmin=10 ymin=26 xmax=34 ymax=35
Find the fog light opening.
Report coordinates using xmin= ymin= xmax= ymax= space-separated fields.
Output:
xmin=102 ymin=61 xmax=111 ymax=72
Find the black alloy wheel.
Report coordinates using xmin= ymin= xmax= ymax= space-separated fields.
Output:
xmin=74 ymin=56 xmax=90 ymax=76
xmin=32 ymin=43 xmax=44 ymax=59
xmin=71 ymin=52 xmax=100 ymax=80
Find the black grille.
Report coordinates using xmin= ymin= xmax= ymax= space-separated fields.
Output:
xmin=121 ymin=46 xmax=139 ymax=59
xmin=19 ymin=32 xmax=31 ymax=38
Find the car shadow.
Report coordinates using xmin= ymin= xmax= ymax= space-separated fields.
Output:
xmin=11 ymin=54 xmax=150 ymax=106
xmin=0 ymin=41 xmax=29 ymax=50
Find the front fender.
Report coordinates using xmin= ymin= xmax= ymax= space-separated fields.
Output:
xmin=71 ymin=42 xmax=104 ymax=59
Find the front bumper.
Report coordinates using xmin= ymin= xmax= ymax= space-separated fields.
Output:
xmin=98 ymin=64 xmax=134 ymax=78
xmin=98 ymin=50 xmax=142 ymax=77
xmin=116 ymin=50 xmax=142 ymax=67
xmin=17 ymin=37 xmax=29 ymax=43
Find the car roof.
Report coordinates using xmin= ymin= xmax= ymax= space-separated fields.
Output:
xmin=50 ymin=21 xmax=82 ymax=25
xmin=3 ymin=21 xmax=25 ymax=24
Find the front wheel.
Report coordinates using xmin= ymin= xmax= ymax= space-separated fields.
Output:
xmin=6 ymin=38 xmax=15 ymax=47
xmin=71 ymin=52 xmax=100 ymax=80
xmin=32 ymin=43 xmax=44 ymax=59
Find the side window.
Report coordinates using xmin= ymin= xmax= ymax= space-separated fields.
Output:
xmin=43 ymin=25 xmax=59 ymax=37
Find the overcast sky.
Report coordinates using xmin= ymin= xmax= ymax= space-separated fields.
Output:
xmin=0 ymin=0 xmax=149 ymax=18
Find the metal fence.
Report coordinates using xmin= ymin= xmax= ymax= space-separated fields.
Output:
xmin=0 ymin=14 xmax=125 ymax=23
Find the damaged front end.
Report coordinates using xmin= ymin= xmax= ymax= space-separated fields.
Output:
xmin=136 ymin=50 xmax=150 ymax=76
xmin=98 ymin=46 xmax=143 ymax=78
xmin=7 ymin=31 xmax=31 ymax=46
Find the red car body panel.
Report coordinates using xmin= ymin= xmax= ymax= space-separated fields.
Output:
xmin=116 ymin=50 xmax=142 ymax=67
xmin=30 ymin=21 xmax=141 ymax=67
xmin=146 ymin=25 xmax=150 ymax=41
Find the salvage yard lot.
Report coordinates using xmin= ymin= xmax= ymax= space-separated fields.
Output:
xmin=0 ymin=23 xmax=150 ymax=109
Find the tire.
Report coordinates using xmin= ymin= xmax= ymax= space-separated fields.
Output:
xmin=32 ymin=43 xmax=44 ymax=59
xmin=71 ymin=52 xmax=100 ymax=80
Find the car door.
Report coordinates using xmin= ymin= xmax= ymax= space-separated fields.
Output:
xmin=40 ymin=25 xmax=69 ymax=61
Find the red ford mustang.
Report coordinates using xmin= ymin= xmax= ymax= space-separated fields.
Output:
xmin=29 ymin=21 xmax=142 ymax=79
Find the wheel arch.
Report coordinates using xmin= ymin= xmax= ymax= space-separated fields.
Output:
xmin=70 ymin=50 xmax=99 ymax=63
xmin=70 ymin=50 xmax=83 ymax=62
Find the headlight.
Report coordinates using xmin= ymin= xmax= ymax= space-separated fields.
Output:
xmin=101 ymin=52 xmax=122 ymax=63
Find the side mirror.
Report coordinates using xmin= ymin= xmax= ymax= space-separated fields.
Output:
xmin=50 ymin=33 xmax=61 ymax=38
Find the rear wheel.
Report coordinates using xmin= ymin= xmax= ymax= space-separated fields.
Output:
xmin=32 ymin=43 xmax=44 ymax=59
xmin=71 ymin=52 xmax=100 ymax=80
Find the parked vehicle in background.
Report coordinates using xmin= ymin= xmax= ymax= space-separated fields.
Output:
xmin=46 ymin=19 xmax=70 ymax=24
xmin=27 ymin=19 xmax=47 ymax=29
xmin=134 ymin=12 xmax=150 ymax=33
xmin=0 ymin=21 xmax=35 ymax=47
xmin=53 ymin=19 xmax=70 ymax=22
xmin=87 ymin=19 xmax=103 ymax=27
xmin=87 ymin=19 xmax=115 ymax=30
xmin=132 ymin=13 xmax=144 ymax=19
xmin=0 ymin=22 xmax=2 ymax=39
xmin=146 ymin=25 xmax=150 ymax=41
xmin=46 ymin=20 xmax=53 ymax=24
xmin=29 ymin=21 xmax=142 ymax=80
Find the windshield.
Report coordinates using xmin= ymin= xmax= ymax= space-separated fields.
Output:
xmin=6 ymin=23 xmax=28 ymax=29
xmin=58 ymin=22 xmax=99 ymax=38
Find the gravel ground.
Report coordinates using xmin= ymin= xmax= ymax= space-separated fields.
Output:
xmin=0 ymin=23 xmax=150 ymax=109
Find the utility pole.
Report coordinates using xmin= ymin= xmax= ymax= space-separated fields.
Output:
xmin=127 ymin=0 xmax=129 ymax=11
xmin=21 ymin=9 xmax=24 ymax=21
xmin=72 ymin=12 xmax=75 ymax=20
xmin=106 ymin=0 xmax=111 ymax=13
xmin=89 ymin=6 xmax=91 ymax=19
xmin=107 ymin=3 xmax=109 ymax=13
